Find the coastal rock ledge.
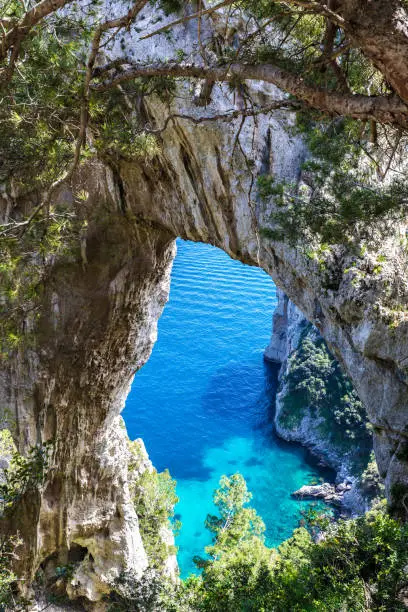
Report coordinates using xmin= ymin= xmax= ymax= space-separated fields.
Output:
xmin=291 ymin=482 xmax=351 ymax=506
xmin=266 ymin=288 xmax=382 ymax=516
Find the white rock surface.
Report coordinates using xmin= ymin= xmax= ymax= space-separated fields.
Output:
xmin=267 ymin=291 xmax=369 ymax=515
xmin=264 ymin=288 xmax=306 ymax=363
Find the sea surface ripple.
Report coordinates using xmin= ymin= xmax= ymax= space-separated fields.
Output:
xmin=123 ymin=240 xmax=331 ymax=576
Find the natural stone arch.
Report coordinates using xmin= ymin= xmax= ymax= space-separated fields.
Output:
xmin=1 ymin=92 xmax=408 ymax=603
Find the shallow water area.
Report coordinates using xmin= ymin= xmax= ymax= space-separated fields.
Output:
xmin=123 ymin=240 xmax=332 ymax=576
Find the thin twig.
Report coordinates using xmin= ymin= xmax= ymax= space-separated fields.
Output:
xmin=139 ymin=0 xmax=235 ymax=41
xmin=146 ymin=101 xmax=300 ymax=134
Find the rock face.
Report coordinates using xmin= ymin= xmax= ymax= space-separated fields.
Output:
xmin=1 ymin=4 xmax=408 ymax=605
xmin=291 ymin=482 xmax=347 ymax=506
xmin=264 ymin=288 xmax=306 ymax=364
xmin=0 ymin=173 xmax=177 ymax=602
xmin=268 ymin=289 xmax=372 ymax=515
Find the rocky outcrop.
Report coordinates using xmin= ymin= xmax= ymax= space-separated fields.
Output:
xmin=0 ymin=186 xmax=177 ymax=603
xmin=0 ymin=3 xmax=407 ymax=605
xmin=264 ymin=288 xmax=307 ymax=364
xmin=267 ymin=290 xmax=376 ymax=515
xmin=291 ymin=482 xmax=348 ymax=506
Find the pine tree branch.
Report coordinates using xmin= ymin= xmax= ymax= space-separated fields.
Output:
xmin=0 ymin=0 xmax=75 ymax=63
xmin=91 ymin=60 xmax=408 ymax=128
xmin=146 ymin=101 xmax=301 ymax=134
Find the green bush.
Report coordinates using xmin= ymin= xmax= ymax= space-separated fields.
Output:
xmin=0 ymin=436 xmax=52 ymax=610
xmin=107 ymin=474 xmax=408 ymax=611
xmin=259 ymin=116 xmax=408 ymax=247
xmin=278 ymin=325 xmax=372 ymax=474
xmin=0 ymin=441 xmax=51 ymax=515
xmin=360 ymin=451 xmax=385 ymax=501
xmin=128 ymin=440 xmax=180 ymax=571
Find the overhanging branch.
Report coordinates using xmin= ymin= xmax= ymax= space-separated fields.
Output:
xmin=146 ymin=101 xmax=301 ymax=134
xmin=91 ymin=60 xmax=408 ymax=128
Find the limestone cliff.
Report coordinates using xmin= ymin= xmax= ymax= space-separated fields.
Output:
xmin=266 ymin=290 xmax=378 ymax=515
xmin=264 ymin=288 xmax=306 ymax=364
xmin=0 ymin=3 xmax=408 ymax=606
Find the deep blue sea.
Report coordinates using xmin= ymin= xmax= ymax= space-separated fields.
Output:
xmin=123 ymin=240 xmax=331 ymax=576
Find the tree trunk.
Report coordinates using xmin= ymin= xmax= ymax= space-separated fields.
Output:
xmin=338 ymin=0 xmax=408 ymax=103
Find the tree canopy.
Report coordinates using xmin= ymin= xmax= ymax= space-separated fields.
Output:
xmin=107 ymin=473 xmax=408 ymax=611
xmin=1 ymin=1 xmax=408 ymax=246
xmin=3 ymin=1 xmax=408 ymax=125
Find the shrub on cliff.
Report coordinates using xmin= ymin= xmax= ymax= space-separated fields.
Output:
xmin=105 ymin=473 xmax=408 ymax=611
xmin=0 ymin=439 xmax=51 ymax=515
xmin=359 ymin=451 xmax=385 ymax=501
xmin=278 ymin=325 xmax=372 ymax=474
xmin=0 ymin=534 xmax=30 ymax=612
xmin=128 ymin=440 xmax=180 ymax=572
xmin=0 ymin=434 xmax=52 ymax=611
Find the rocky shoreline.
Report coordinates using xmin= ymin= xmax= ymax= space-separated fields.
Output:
xmin=265 ymin=289 xmax=377 ymax=516
xmin=274 ymin=399 xmax=368 ymax=516
xmin=291 ymin=481 xmax=352 ymax=507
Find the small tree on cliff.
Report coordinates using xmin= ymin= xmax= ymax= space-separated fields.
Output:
xmin=191 ymin=473 xmax=272 ymax=609
xmin=194 ymin=472 xmax=266 ymax=567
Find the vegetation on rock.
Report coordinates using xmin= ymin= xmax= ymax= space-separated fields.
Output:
xmin=259 ymin=115 xmax=408 ymax=247
xmin=0 ymin=432 xmax=51 ymax=609
xmin=278 ymin=324 xmax=372 ymax=475
xmin=128 ymin=439 xmax=179 ymax=571
xmin=0 ymin=534 xmax=28 ymax=611
xmin=0 ymin=434 xmax=51 ymax=515
xmin=360 ymin=451 xmax=385 ymax=501
xmin=107 ymin=472 xmax=408 ymax=611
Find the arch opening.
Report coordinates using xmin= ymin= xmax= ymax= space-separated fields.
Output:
xmin=123 ymin=239 xmax=335 ymax=575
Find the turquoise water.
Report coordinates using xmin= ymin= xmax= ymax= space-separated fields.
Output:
xmin=123 ymin=240 xmax=332 ymax=576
